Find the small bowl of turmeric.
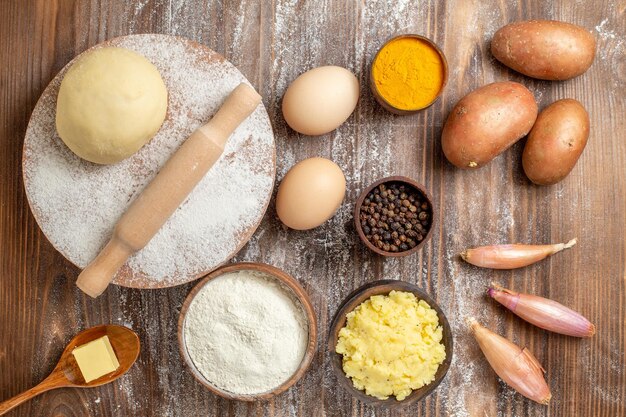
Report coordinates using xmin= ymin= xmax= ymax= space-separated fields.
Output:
xmin=370 ymin=34 xmax=448 ymax=115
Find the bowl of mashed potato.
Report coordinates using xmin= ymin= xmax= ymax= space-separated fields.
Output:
xmin=328 ymin=280 xmax=453 ymax=406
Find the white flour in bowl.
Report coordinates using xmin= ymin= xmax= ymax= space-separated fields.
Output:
xmin=183 ymin=270 xmax=308 ymax=395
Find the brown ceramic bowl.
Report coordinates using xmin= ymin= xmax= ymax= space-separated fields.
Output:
xmin=354 ymin=176 xmax=435 ymax=257
xmin=370 ymin=34 xmax=448 ymax=115
xmin=177 ymin=262 xmax=317 ymax=401
xmin=328 ymin=280 xmax=453 ymax=408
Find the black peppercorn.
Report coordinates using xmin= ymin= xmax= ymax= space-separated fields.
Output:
xmin=359 ymin=181 xmax=432 ymax=254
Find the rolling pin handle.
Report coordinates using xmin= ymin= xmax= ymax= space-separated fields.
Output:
xmin=75 ymin=239 xmax=133 ymax=298
xmin=204 ymin=83 xmax=262 ymax=147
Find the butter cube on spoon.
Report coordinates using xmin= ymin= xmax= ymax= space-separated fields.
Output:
xmin=72 ymin=335 xmax=120 ymax=383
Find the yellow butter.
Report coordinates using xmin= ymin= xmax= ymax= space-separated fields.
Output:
xmin=72 ymin=335 xmax=120 ymax=383
xmin=335 ymin=290 xmax=446 ymax=401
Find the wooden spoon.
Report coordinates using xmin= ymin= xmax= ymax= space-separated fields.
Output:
xmin=0 ymin=324 xmax=140 ymax=415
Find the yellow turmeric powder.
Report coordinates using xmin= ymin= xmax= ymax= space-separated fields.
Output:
xmin=372 ymin=37 xmax=445 ymax=110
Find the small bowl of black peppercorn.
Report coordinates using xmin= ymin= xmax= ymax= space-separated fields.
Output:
xmin=354 ymin=176 xmax=435 ymax=257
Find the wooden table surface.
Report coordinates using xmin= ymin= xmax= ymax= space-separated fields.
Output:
xmin=1 ymin=1 xmax=624 ymax=416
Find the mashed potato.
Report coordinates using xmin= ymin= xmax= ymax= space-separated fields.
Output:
xmin=335 ymin=290 xmax=446 ymax=401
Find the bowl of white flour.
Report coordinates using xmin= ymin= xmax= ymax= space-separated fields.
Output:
xmin=178 ymin=262 xmax=317 ymax=400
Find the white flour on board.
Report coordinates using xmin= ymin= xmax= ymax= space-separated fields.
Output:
xmin=22 ymin=35 xmax=275 ymax=287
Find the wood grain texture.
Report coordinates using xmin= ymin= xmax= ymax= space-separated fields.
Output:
xmin=1 ymin=0 xmax=624 ymax=416
xmin=0 ymin=325 xmax=140 ymax=415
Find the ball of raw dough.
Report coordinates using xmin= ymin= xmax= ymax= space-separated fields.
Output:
xmin=56 ymin=47 xmax=168 ymax=164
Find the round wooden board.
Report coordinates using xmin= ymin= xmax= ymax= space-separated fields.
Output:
xmin=22 ymin=34 xmax=276 ymax=289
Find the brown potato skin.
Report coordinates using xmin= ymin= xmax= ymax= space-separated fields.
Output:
xmin=442 ymin=81 xmax=537 ymax=169
xmin=491 ymin=20 xmax=596 ymax=80
xmin=522 ymin=99 xmax=589 ymax=185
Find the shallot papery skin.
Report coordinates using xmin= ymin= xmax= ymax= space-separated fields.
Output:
xmin=488 ymin=284 xmax=596 ymax=337
xmin=460 ymin=238 xmax=577 ymax=269
xmin=467 ymin=317 xmax=552 ymax=405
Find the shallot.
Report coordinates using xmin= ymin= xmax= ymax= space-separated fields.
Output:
xmin=467 ymin=317 xmax=551 ymax=404
xmin=488 ymin=284 xmax=595 ymax=337
xmin=460 ymin=238 xmax=577 ymax=269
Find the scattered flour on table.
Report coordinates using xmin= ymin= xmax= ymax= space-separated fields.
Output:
xmin=47 ymin=2 xmax=622 ymax=416
xmin=595 ymin=18 xmax=617 ymax=41
xmin=22 ymin=35 xmax=275 ymax=287
xmin=594 ymin=17 xmax=625 ymax=79
xmin=183 ymin=270 xmax=308 ymax=394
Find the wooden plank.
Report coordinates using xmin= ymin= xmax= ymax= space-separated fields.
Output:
xmin=0 ymin=0 xmax=624 ymax=415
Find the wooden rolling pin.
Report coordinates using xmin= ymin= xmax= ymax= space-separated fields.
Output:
xmin=76 ymin=83 xmax=262 ymax=298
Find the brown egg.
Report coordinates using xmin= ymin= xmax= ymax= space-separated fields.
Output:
xmin=282 ymin=66 xmax=359 ymax=136
xmin=276 ymin=157 xmax=346 ymax=230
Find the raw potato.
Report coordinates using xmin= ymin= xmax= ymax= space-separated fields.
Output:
xmin=441 ymin=82 xmax=537 ymax=169
xmin=522 ymin=99 xmax=589 ymax=185
xmin=491 ymin=20 xmax=596 ymax=81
